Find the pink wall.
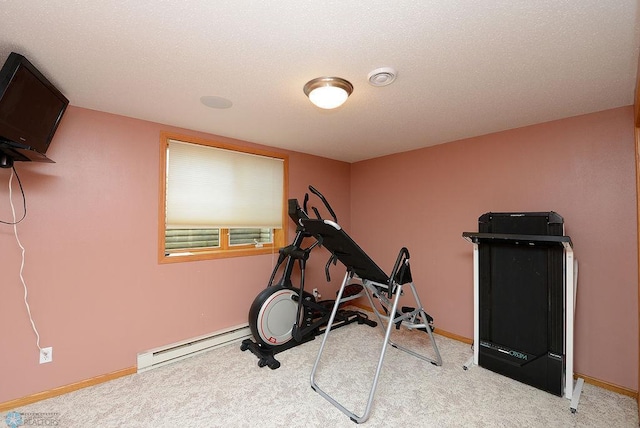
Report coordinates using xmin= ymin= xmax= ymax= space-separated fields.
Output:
xmin=0 ymin=106 xmax=351 ymax=403
xmin=1 ymin=105 xmax=637 ymax=404
xmin=350 ymin=106 xmax=638 ymax=391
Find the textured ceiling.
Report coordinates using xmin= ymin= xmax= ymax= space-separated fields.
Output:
xmin=1 ymin=1 xmax=639 ymax=162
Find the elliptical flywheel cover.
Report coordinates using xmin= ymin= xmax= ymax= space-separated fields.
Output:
xmin=249 ymin=287 xmax=299 ymax=346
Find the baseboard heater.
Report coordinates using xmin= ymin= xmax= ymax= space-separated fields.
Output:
xmin=137 ymin=323 xmax=251 ymax=373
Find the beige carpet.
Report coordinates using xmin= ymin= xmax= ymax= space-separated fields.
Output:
xmin=5 ymin=319 xmax=638 ymax=427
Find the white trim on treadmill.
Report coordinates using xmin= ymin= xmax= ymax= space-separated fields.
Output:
xmin=473 ymin=244 xmax=479 ymax=366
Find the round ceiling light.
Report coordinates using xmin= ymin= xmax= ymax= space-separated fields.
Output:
xmin=367 ymin=67 xmax=397 ymax=87
xmin=303 ymin=77 xmax=353 ymax=109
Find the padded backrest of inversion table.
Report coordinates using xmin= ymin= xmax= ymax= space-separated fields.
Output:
xmin=301 ymin=219 xmax=390 ymax=285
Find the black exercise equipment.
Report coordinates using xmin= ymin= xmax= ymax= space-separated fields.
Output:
xmin=240 ymin=186 xmax=376 ymax=369
xmin=463 ymin=211 xmax=583 ymax=412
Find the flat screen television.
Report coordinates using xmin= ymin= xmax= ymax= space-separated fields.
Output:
xmin=0 ymin=52 xmax=69 ymax=168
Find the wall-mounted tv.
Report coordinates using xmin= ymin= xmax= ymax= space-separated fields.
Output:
xmin=0 ymin=52 xmax=69 ymax=168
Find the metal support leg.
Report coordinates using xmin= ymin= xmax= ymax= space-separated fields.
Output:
xmin=311 ymin=275 xmax=441 ymax=424
xmin=311 ymin=275 xmax=404 ymax=423
xmin=462 ymin=356 xmax=474 ymax=370
xmin=569 ymin=377 xmax=584 ymax=413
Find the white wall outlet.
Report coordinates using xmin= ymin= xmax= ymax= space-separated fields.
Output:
xmin=39 ymin=347 xmax=53 ymax=364
xmin=312 ymin=288 xmax=320 ymax=299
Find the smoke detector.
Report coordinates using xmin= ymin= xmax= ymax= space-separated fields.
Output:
xmin=367 ymin=67 xmax=397 ymax=87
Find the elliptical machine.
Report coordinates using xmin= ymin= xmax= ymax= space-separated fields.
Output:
xmin=240 ymin=186 xmax=375 ymax=369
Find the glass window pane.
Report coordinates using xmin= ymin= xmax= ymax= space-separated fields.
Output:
xmin=165 ymin=228 xmax=220 ymax=250
xmin=229 ymin=228 xmax=272 ymax=246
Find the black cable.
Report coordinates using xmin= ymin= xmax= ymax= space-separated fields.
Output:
xmin=1 ymin=165 xmax=27 ymax=225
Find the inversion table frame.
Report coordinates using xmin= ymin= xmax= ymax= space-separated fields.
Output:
xmin=302 ymin=219 xmax=442 ymax=424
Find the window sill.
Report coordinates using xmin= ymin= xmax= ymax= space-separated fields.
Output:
xmin=159 ymin=246 xmax=279 ymax=264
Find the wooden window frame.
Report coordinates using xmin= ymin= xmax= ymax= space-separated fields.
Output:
xmin=158 ymin=132 xmax=287 ymax=263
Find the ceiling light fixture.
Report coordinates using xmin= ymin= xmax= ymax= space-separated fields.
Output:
xmin=303 ymin=77 xmax=353 ymax=109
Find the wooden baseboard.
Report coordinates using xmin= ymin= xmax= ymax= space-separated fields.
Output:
xmin=433 ymin=328 xmax=473 ymax=345
xmin=577 ymin=373 xmax=638 ymax=399
xmin=0 ymin=366 xmax=136 ymax=413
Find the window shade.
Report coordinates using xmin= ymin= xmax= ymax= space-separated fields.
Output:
xmin=166 ymin=140 xmax=284 ymax=229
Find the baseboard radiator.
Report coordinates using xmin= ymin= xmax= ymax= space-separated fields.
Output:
xmin=137 ymin=323 xmax=251 ymax=373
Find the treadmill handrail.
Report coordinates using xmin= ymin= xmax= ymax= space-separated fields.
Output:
xmin=462 ymin=231 xmax=572 ymax=247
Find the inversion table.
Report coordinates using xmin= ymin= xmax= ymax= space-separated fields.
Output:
xmin=301 ymin=218 xmax=442 ymax=424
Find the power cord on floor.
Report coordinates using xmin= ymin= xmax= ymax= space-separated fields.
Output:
xmin=7 ymin=167 xmax=43 ymax=356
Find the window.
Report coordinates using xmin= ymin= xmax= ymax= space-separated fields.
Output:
xmin=159 ymin=132 xmax=288 ymax=263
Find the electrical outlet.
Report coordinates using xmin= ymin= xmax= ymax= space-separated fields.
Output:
xmin=312 ymin=288 xmax=320 ymax=299
xmin=39 ymin=347 xmax=53 ymax=364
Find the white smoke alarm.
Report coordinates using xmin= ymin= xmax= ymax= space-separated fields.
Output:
xmin=367 ymin=67 xmax=397 ymax=87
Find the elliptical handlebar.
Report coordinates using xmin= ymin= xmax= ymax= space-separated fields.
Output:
xmin=303 ymin=192 xmax=309 ymax=216
xmin=324 ymin=253 xmax=337 ymax=282
xmin=284 ymin=185 xmax=340 ymax=282
xmin=308 ymin=185 xmax=337 ymax=223
xmin=306 ymin=185 xmax=339 ymax=281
